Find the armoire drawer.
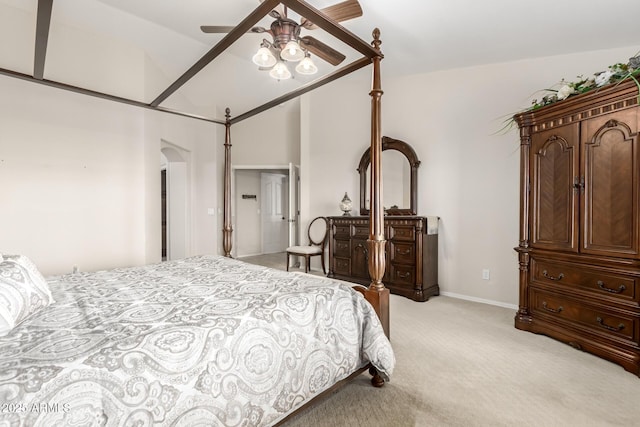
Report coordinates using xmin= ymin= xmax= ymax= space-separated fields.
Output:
xmin=531 ymin=258 xmax=639 ymax=304
xmin=530 ymin=288 xmax=638 ymax=342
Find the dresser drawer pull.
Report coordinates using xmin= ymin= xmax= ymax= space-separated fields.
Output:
xmin=396 ymin=248 xmax=412 ymax=255
xmin=596 ymin=280 xmax=626 ymax=294
xmin=596 ymin=317 xmax=625 ymax=332
xmin=542 ymin=301 xmax=563 ymax=313
xmin=542 ymin=270 xmax=564 ymax=281
xmin=396 ymin=271 xmax=412 ymax=279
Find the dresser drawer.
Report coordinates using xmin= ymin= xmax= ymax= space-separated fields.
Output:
xmin=390 ymin=242 xmax=415 ymax=264
xmin=333 ymin=225 xmax=351 ymax=238
xmin=353 ymin=225 xmax=369 ymax=239
xmin=334 ymin=258 xmax=351 ymax=275
xmin=390 ymin=265 xmax=415 ymax=286
xmin=388 ymin=224 xmax=416 ymax=242
xmin=531 ymin=258 xmax=639 ymax=304
xmin=334 ymin=239 xmax=350 ymax=257
xmin=327 ymin=216 xmax=439 ymax=302
xmin=530 ymin=288 xmax=638 ymax=342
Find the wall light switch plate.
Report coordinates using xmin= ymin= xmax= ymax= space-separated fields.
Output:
xmin=482 ymin=269 xmax=490 ymax=280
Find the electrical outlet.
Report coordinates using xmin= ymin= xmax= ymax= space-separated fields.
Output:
xmin=482 ymin=269 xmax=490 ymax=280
xmin=72 ymin=265 xmax=79 ymax=274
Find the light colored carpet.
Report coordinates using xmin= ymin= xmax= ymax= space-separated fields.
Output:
xmin=239 ymin=253 xmax=640 ymax=427
xmin=240 ymin=252 xmax=326 ymax=276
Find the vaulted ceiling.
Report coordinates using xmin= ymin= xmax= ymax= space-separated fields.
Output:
xmin=1 ymin=0 xmax=639 ymax=123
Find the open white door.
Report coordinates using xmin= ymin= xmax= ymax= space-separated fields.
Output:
xmin=261 ymin=173 xmax=288 ymax=254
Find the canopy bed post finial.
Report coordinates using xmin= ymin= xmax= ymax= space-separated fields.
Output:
xmin=223 ymin=107 xmax=233 ymax=257
xmin=364 ymin=28 xmax=390 ymax=339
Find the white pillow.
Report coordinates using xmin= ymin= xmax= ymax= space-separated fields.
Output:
xmin=0 ymin=255 xmax=54 ymax=336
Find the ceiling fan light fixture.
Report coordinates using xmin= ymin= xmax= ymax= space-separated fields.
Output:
xmin=295 ymin=55 xmax=318 ymax=75
xmin=269 ymin=61 xmax=292 ymax=80
xmin=252 ymin=46 xmax=277 ymax=68
xmin=280 ymin=40 xmax=305 ymax=62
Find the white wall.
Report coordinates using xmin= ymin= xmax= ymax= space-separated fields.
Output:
xmin=235 ymin=170 xmax=262 ymax=256
xmin=0 ymin=76 xmax=218 ymax=276
xmin=303 ymin=45 xmax=640 ymax=307
xmin=231 ymin=99 xmax=301 ymax=166
xmin=0 ymin=77 xmax=146 ymax=275
xmin=0 ymin=2 xmax=220 ymax=276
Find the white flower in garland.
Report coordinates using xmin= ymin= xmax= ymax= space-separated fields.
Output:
xmin=577 ymin=76 xmax=596 ymax=91
xmin=595 ymin=70 xmax=614 ymax=87
xmin=557 ymin=84 xmax=576 ymax=100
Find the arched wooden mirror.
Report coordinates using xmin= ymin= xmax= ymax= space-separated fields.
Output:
xmin=358 ymin=136 xmax=420 ymax=216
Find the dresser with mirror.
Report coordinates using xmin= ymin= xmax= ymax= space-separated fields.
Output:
xmin=327 ymin=137 xmax=439 ymax=302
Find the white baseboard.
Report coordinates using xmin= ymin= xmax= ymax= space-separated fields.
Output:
xmin=236 ymin=252 xmax=263 ymax=258
xmin=439 ymin=291 xmax=518 ymax=311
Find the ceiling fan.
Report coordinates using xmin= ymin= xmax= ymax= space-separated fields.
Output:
xmin=200 ymin=0 xmax=363 ymax=79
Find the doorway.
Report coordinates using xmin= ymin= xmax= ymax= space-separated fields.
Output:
xmin=233 ymin=164 xmax=300 ymax=258
xmin=161 ymin=144 xmax=190 ymax=261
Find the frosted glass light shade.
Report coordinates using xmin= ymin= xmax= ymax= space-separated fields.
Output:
xmin=280 ymin=41 xmax=304 ymax=62
xmin=269 ymin=62 xmax=291 ymax=80
xmin=252 ymin=46 xmax=277 ymax=67
xmin=295 ymin=56 xmax=318 ymax=75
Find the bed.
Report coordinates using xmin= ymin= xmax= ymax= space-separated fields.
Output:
xmin=1 ymin=0 xmax=393 ymax=425
xmin=0 ymin=254 xmax=393 ymax=426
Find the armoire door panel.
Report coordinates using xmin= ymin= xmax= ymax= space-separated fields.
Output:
xmin=582 ymin=112 xmax=639 ymax=258
xmin=531 ymin=124 xmax=580 ymax=252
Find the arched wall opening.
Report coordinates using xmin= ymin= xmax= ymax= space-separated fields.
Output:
xmin=161 ymin=142 xmax=190 ymax=260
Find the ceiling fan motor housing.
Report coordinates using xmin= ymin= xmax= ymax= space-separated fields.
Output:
xmin=270 ymin=18 xmax=301 ymax=49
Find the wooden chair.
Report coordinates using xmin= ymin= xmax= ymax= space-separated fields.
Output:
xmin=286 ymin=216 xmax=328 ymax=274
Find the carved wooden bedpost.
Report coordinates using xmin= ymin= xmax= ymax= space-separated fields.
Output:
xmin=365 ymin=29 xmax=390 ymax=340
xmin=223 ymin=107 xmax=233 ymax=257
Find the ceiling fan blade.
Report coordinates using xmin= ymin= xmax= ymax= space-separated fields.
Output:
xmin=299 ymin=36 xmax=346 ymax=66
xmin=201 ymin=25 xmax=267 ymax=34
xmin=200 ymin=26 xmax=236 ymax=33
xmin=301 ymin=0 xmax=363 ymax=29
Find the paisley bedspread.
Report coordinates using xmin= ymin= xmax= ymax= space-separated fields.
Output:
xmin=0 ymin=255 xmax=394 ymax=426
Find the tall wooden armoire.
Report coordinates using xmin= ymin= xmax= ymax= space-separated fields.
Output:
xmin=514 ymin=79 xmax=640 ymax=375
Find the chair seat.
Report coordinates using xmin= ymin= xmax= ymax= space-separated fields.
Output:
xmin=286 ymin=245 xmax=322 ymax=255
